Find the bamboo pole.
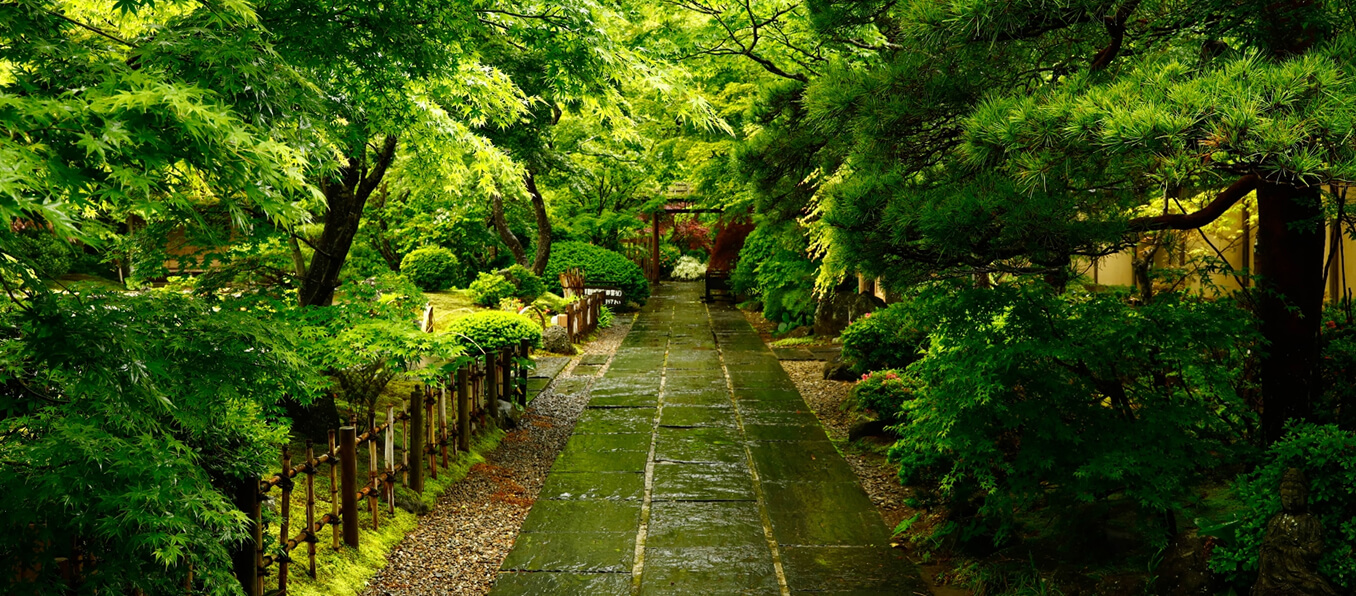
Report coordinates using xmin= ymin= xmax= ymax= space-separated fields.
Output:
xmin=385 ymin=406 xmax=395 ymax=515
xmin=485 ymin=353 xmax=497 ymax=426
xmin=439 ymin=384 xmax=449 ymax=465
xmin=278 ymin=446 xmax=292 ymax=594
xmin=368 ymin=418 xmax=379 ymax=530
xmin=402 ymin=392 xmax=411 ymax=487
xmin=457 ymin=366 xmax=471 ymax=452
xmin=339 ymin=426 xmax=359 ymax=548
xmin=328 ymin=430 xmax=338 ymax=551
xmin=427 ymin=385 xmax=438 ymax=481
xmin=519 ymin=339 xmax=531 ymax=406
xmin=305 ymin=441 xmax=316 ymax=579
xmin=409 ymin=390 xmax=425 ymax=493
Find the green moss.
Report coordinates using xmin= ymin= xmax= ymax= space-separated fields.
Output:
xmin=423 ymin=289 xmax=478 ymax=333
xmin=278 ymin=428 xmax=506 ymax=596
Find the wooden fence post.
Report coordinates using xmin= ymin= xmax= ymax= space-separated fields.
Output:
xmin=519 ymin=339 xmax=531 ymax=406
xmin=385 ymin=406 xmax=395 ymax=515
xmin=457 ymin=366 xmax=471 ymax=451
xmin=493 ymin=352 xmax=504 ymax=417
xmin=367 ymin=417 xmax=379 ymax=530
xmin=231 ymin=476 xmax=260 ymax=596
xmin=439 ymin=385 xmax=449 ymax=465
xmin=278 ymin=446 xmax=292 ymax=593
xmin=327 ymin=431 xmax=338 ymax=551
xmin=339 ymin=426 xmax=360 ymax=548
xmin=409 ymin=391 xmax=425 ymax=494
xmin=426 ymin=385 xmax=438 ymax=481
xmin=305 ymin=441 xmax=316 ymax=578
xmin=500 ymin=348 xmax=513 ymax=411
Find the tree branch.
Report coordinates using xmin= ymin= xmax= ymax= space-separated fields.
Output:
xmin=1129 ymin=175 xmax=1258 ymax=231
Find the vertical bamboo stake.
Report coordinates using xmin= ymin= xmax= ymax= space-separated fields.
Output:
xmin=439 ymin=384 xmax=449 ymax=464
xmin=385 ymin=406 xmax=395 ymax=515
xmin=305 ymin=441 xmax=316 ymax=579
xmin=402 ymin=391 xmax=411 ymax=486
xmin=501 ymin=348 xmax=513 ymax=409
xmin=519 ymin=339 xmax=531 ymax=406
xmin=457 ymin=366 xmax=471 ymax=452
xmin=468 ymin=359 xmax=478 ymax=441
xmin=368 ymin=422 xmax=379 ymax=530
xmin=278 ymin=446 xmax=291 ymax=594
xmin=427 ymin=385 xmax=438 ymax=480
xmin=493 ymin=354 xmax=504 ymax=419
xmin=409 ymin=390 xmax=425 ymax=493
xmin=340 ymin=426 xmax=359 ymax=548
xmin=328 ymin=430 xmax=338 ymax=551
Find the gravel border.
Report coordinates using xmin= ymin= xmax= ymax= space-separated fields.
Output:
xmin=360 ymin=316 xmax=634 ymax=595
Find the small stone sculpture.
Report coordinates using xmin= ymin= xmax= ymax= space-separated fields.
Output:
xmin=1252 ymin=468 xmax=1338 ymax=596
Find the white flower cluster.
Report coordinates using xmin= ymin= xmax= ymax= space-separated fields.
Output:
xmin=671 ymin=255 xmax=708 ymax=280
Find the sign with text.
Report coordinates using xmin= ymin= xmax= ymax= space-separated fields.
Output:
xmin=583 ymin=285 xmax=625 ymax=307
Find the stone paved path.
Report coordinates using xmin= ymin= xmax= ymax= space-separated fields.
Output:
xmin=491 ymin=283 xmax=928 ymax=595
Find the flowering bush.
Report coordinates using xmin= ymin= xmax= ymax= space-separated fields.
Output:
xmin=851 ymin=369 xmax=913 ymax=424
xmin=671 ymin=255 xmax=707 ymax=280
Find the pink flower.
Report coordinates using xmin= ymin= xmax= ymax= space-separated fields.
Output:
xmin=861 ymin=373 xmax=871 ymax=380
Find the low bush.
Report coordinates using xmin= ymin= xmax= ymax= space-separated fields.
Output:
xmin=730 ymin=222 xmax=816 ymax=324
xmin=599 ymin=306 xmax=615 ymax=328
xmin=443 ymin=310 xmax=543 ymax=353
xmin=400 ymin=246 xmax=459 ymax=291
xmin=502 ymin=264 xmax=545 ymax=301
xmin=840 ymin=301 xmax=927 ymax=373
xmin=3 ymin=228 xmax=76 ymax=279
xmin=1210 ymin=423 xmax=1356 ymax=591
xmin=852 ymin=370 xmax=913 ymax=424
xmin=543 ymin=241 xmax=649 ymax=303
xmin=671 ymin=255 xmax=707 ymax=280
xmin=469 ymin=272 xmax=517 ymax=306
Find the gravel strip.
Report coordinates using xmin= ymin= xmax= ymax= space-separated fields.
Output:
xmin=360 ymin=317 xmax=633 ymax=596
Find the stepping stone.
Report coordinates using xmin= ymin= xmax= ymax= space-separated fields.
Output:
xmin=519 ymin=500 xmax=642 ymax=534
xmin=659 ymin=405 xmax=735 ymax=428
xmin=638 ymin=547 xmax=779 ymax=595
xmin=762 ymin=481 xmax=891 ymax=546
xmin=572 ymin=363 xmax=604 ymax=376
xmin=493 ymin=571 xmax=631 ymax=595
xmin=748 ymin=440 xmax=857 ymax=484
xmin=531 ymin=356 xmax=571 ymax=379
xmin=539 ymin=472 xmax=645 ymax=501
xmin=579 ymin=354 xmax=610 ymax=365
xmin=573 ymin=407 xmax=655 ymax=434
xmin=772 ymin=347 xmax=817 ymax=361
xmin=499 ymin=532 xmax=635 ymax=572
xmin=652 ymin=462 xmax=754 ymax=501
xmin=780 ymin=545 xmax=928 ymax=593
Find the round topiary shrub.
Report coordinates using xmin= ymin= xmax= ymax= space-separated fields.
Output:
xmin=469 ymin=271 xmax=517 ymax=306
xmin=443 ymin=310 xmax=542 ymax=353
xmin=400 ymin=246 xmax=459 ymax=291
xmin=502 ymin=264 xmax=545 ymax=301
xmin=839 ymin=302 xmax=927 ymax=374
xmin=543 ymin=241 xmax=650 ymax=303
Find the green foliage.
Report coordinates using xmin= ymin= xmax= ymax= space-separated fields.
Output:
xmin=840 ymin=302 xmax=927 ymax=374
xmin=599 ymin=305 xmax=615 ymax=329
xmin=543 ymin=241 xmax=650 ymax=303
xmin=502 ymin=264 xmax=545 ymax=302
xmin=731 ymin=222 xmax=816 ymax=324
xmin=469 ymin=271 xmax=518 ymax=307
xmin=1318 ymin=306 xmax=1356 ymax=429
xmin=852 ymin=370 xmax=913 ymax=424
xmin=443 ymin=310 xmax=543 ymax=354
xmin=889 ymin=284 xmax=1260 ymax=545
xmin=0 ymin=288 xmax=320 ymax=595
xmin=1 ymin=229 xmax=76 ymax=280
xmin=401 ymin=246 xmax=460 ymax=291
xmin=1210 ymin=424 xmax=1356 ymax=591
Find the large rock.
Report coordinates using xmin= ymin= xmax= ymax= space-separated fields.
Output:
xmin=542 ymin=325 xmax=575 ymax=355
xmin=822 ymin=355 xmax=857 ymax=381
xmin=814 ymin=286 xmax=885 ymax=337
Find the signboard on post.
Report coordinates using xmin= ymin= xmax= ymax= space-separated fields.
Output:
xmin=583 ymin=285 xmax=625 ymax=307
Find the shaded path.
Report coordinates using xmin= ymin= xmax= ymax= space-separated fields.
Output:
xmin=493 ymin=283 xmax=928 ymax=595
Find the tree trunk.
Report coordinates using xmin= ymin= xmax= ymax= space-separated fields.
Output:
xmin=369 ymin=186 xmax=404 ymax=272
xmin=298 ymin=135 xmax=399 ymax=307
xmin=525 ymin=171 xmax=552 ymax=275
xmin=491 ymin=192 xmax=528 ymax=268
xmin=1255 ymin=181 xmax=1325 ymax=445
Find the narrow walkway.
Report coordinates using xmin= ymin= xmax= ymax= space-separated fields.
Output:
xmin=492 ymin=283 xmax=927 ymax=595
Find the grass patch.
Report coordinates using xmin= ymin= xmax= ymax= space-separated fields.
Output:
xmin=271 ymin=427 xmax=506 ymax=596
xmin=424 ymin=289 xmax=478 ymax=333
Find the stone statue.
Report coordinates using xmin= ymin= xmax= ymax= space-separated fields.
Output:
xmin=1252 ymin=468 xmax=1338 ymax=596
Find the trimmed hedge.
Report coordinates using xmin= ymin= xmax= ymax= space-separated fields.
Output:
xmin=543 ymin=241 xmax=649 ymax=303
xmin=468 ymin=272 xmax=517 ymax=307
xmin=400 ymin=246 xmax=459 ymax=291
xmin=443 ymin=310 xmax=542 ymax=353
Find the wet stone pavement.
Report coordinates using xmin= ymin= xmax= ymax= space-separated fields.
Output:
xmin=491 ymin=283 xmax=927 ymax=595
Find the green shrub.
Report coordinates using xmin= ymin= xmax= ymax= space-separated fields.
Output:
xmin=840 ymin=301 xmax=927 ymax=373
xmin=469 ymin=271 xmax=517 ymax=306
xmin=599 ymin=306 xmax=615 ymax=329
xmin=730 ymin=222 xmax=816 ymax=324
xmin=1210 ymin=423 xmax=1356 ymax=591
xmin=889 ymin=284 xmax=1259 ymax=545
xmin=502 ymin=264 xmax=545 ymax=301
xmin=400 ymin=246 xmax=459 ymax=291
xmin=852 ymin=369 xmax=913 ymax=424
xmin=543 ymin=241 xmax=650 ymax=303
xmin=443 ymin=310 xmax=542 ymax=353
xmin=2 ymin=228 xmax=76 ymax=279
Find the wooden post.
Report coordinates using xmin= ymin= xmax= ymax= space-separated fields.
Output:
xmin=439 ymin=385 xmax=449 ymax=465
xmin=519 ymin=339 xmax=531 ymax=406
xmin=278 ymin=446 xmax=292 ymax=594
xmin=402 ymin=394 xmax=410 ymax=486
xmin=231 ymin=476 xmax=260 ymax=596
xmin=327 ymin=431 xmax=338 ymax=551
xmin=339 ymin=426 xmax=360 ymax=548
xmin=457 ymin=366 xmax=471 ymax=452
xmin=305 ymin=441 xmax=316 ymax=579
xmin=493 ymin=354 xmax=504 ymax=419
xmin=500 ymin=348 xmax=512 ymax=411
xmin=409 ymin=391 xmax=425 ymax=493
xmin=385 ymin=406 xmax=395 ymax=515
xmin=368 ymin=417 xmax=379 ymax=530
xmin=426 ymin=386 xmax=438 ymax=481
